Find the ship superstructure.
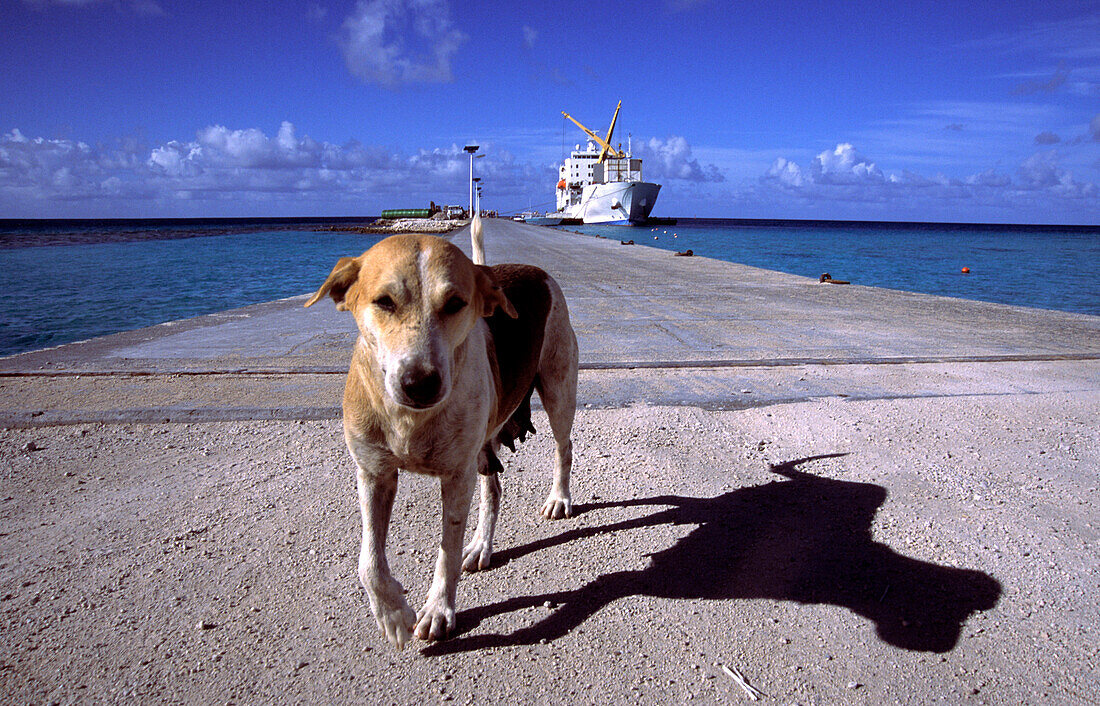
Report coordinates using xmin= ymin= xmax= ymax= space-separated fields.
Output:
xmin=554 ymin=102 xmax=660 ymax=225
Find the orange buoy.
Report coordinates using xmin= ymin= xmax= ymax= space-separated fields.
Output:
xmin=961 ymin=267 xmax=971 ymax=274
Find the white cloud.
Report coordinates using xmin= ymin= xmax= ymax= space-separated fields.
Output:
xmin=338 ymin=0 xmax=468 ymax=87
xmin=522 ymin=25 xmax=537 ymax=49
xmin=764 ymin=157 xmax=804 ymax=188
xmin=965 ymin=169 xmax=1011 ymax=188
xmin=763 ymin=144 xmax=885 ymax=193
xmin=760 ymin=141 xmax=1099 ymax=211
xmin=964 ymin=12 xmax=1100 ymax=61
xmin=0 ymin=129 xmax=137 ymax=200
xmin=0 ymin=123 xmax=552 ymax=216
xmin=1017 ymin=151 xmax=1097 ymax=198
xmin=147 ymin=141 xmax=198 ymax=177
xmin=811 ymin=143 xmax=884 ymax=185
xmin=964 ymin=13 xmax=1100 ymax=99
xmin=1013 ymin=64 xmax=1070 ymax=95
xmin=145 ymin=122 xmax=414 ymax=196
xmin=854 ymin=100 xmax=1069 ymax=172
xmin=4 ymin=126 xmax=1096 ymax=221
xmin=633 ymin=135 xmax=724 ymax=182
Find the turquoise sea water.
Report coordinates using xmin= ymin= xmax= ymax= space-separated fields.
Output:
xmin=0 ymin=221 xmax=386 ymax=357
xmin=560 ymin=219 xmax=1100 ymax=318
xmin=1 ymin=218 xmax=1098 ymax=358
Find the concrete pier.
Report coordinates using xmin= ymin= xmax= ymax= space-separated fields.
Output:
xmin=3 ymin=219 xmax=1096 ymax=424
xmin=2 ymin=220 xmax=1097 ymax=703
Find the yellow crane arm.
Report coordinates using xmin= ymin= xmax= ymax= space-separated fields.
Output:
xmin=561 ymin=111 xmax=608 ymax=148
xmin=562 ymin=107 xmax=625 ymax=162
xmin=598 ymin=100 xmax=622 ymax=163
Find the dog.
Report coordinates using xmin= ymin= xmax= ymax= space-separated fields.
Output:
xmin=305 ymin=227 xmax=578 ymax=649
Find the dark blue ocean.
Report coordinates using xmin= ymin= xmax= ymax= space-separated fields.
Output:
xmin=1 ymin=217 xmax=1098 ymax=358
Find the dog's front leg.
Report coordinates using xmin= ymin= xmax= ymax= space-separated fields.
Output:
xmin=356 ymin=462 xmax=416 ymax=649
xmin=415 ymin=466 xmax=476 ymax=641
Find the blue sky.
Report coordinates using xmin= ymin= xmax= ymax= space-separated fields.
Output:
xmin=2 ymin=0 xmax=1098 ymax=223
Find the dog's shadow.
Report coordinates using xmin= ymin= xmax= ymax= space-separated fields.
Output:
xmin=423 ymin=454 xmax=1001 ymax=655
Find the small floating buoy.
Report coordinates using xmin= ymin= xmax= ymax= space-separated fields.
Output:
xmin=961 ymin=267 xmax=971 ymax=274
xmin=654 ymin=236 xmax=659 ymax=240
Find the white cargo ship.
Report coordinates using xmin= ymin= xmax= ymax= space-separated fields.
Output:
xmin=552 ymin=102 xmax=661 ymax=225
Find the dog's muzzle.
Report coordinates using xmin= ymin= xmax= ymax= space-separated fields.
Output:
xmin=398 ymin=367 xmax=444 ymax=409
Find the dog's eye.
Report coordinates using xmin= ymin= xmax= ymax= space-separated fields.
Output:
xmin=441 ymin=296 xmax=467 ymax=315
xmin=372 ymin=295 xmax=397 ymax=313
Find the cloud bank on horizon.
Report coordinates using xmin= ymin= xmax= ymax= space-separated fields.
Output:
xmin=2 ymin=0 xmax=1098 ymax=223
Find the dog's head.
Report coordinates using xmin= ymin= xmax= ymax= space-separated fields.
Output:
xmin=305 ymin=234 xmax=517 ymax=411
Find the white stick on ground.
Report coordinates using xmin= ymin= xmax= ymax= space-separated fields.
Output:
xmin=720 ymin=663 xmax=767 ymax=701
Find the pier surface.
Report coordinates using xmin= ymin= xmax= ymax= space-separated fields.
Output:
xmin=2 ymin=220 xmax=1097 ymax=703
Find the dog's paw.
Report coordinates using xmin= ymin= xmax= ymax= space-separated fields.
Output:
xmin=364 ymin=576 xmax=416 ymax=649
xmin=374 ymin=601 xmax=416 ymax=649
xmin=415 ymin=598 xmax=456 ymax=642
xmin=462 ymin=536 xmax=493 ymax=572
xmin=540 ymin=493 xmax=573 ymax=520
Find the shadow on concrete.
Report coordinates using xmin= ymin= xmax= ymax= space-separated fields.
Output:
xmin=423 ymin=454 xmax=1001 ymax=656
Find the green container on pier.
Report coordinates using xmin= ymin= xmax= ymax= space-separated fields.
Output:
xmin=381 ymin=209 xmax=432 ymax=218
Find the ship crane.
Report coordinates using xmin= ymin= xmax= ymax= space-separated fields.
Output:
xmin=551 ymin=101 xmax=661 ymax=225
xmin=562 ymin=100 xmax=626 ymax=164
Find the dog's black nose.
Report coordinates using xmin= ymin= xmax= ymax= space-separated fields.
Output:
xmin=401 ymin=369 xmax=443 ymax=407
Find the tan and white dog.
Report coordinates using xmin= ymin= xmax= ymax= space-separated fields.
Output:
xmin=305 ymin=229 xmax=578 ymax=648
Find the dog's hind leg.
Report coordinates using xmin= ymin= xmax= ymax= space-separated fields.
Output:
xmin=415 ymin=465 xmax=477 ymax=642
xmin=538 ymin=376 xmax=576 ymax=519
xmin=462 ymin=448 xmax=502 ymax=572
xmin=537 ymin=295 xmax=579 ymax=520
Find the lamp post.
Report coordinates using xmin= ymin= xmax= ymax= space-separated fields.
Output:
xmin=472 ymin=177 xmax=481 ymax=217
xmin=463 ymin=144 xmax=479 ymax=218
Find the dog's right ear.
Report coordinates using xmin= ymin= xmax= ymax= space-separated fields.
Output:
xmin=305 ymin=256 xmax=360 ymax=311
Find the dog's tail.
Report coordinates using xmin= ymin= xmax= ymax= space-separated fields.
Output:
xmin=471 ymin=213 xmax=485 ymax=265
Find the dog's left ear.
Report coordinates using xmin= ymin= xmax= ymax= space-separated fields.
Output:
xmin=305 ymin=256 xmax=360 ymax=311
xmin=476 ymin=266 xmax=518 ymax=319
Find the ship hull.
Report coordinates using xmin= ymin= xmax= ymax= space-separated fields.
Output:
xmin=568 ymin=181 xmax=661 ymax=225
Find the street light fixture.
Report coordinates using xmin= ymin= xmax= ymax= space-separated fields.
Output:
xmin=464 ymin=144 xmax=479 ymax=218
